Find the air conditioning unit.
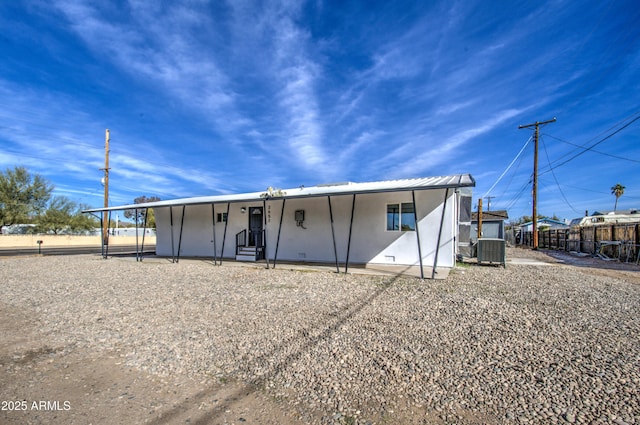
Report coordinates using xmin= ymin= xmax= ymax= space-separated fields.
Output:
xmin=477 ymin=238 xmax=506 ymax=267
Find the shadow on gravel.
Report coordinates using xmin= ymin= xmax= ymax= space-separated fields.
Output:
xmin=147 ymin=271 xmax=406 ymax=425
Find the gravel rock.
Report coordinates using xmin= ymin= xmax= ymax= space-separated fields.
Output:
xmin=1 ymin=250 xmax=639 ymax=424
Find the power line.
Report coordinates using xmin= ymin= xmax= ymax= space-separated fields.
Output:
xmin=542 ymin=132 xmax=640 ymax=164
xmin=540 ymin=135 xmax=581 ymax=215
xmin=482 ymin=135 xmax=531 ymax=198
xmin=493 ymin=143 xmax=528 ymax=206
xmin=543 ymin=111 xmax=639 ymax=168
xmin=561 ymin=183 xmax=611 ymax=195
xmin=540 ymin=112 xmax=640 ymax=175
xmin=505 ymin=178 xmax=532 ymax=211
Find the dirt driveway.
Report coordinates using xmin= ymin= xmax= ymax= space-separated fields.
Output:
xmin=1 ymin=299 xmax=299 ymax=425
xmin=1 ymin=250 xmax=638 ymax=425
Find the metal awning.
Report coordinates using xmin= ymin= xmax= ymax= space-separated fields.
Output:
xmin=83 ymin=174 xmax=475 ymax=213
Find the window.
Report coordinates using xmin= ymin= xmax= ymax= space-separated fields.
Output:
xmin=386 ymin=204 xmax=399 ymax=231
xmin=386 ymin=203 xmax=415 ymax=231
xmin=400 ymin=203 xmax=415 ymax=231
xmin=216 ymin=212 xmax=228 ymax=223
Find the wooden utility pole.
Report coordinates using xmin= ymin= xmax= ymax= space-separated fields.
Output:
xmin=519 ymin=118 xmax=556 ymax=249
xmin=101 ymin=129 xmax=110 ymax=246
xmin=484 ymin=196 xmax=495 ymax=211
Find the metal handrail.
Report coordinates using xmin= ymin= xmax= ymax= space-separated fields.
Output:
xmin=235 ymin=229 xmax=246 ymax=255
xmin=236 ymin=229 xmax=266 ymax=260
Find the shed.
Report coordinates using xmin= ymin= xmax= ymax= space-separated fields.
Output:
xmin=470 ymin=210 xmax=508 ymax=243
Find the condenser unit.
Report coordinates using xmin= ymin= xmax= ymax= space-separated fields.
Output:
xmin=477 ymin=238 xmax=506 ymax=267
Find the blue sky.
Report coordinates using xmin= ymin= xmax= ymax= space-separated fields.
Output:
xmin=1 ymin=0 xmax=639 ymax=222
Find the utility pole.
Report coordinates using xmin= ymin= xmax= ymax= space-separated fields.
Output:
xmin=101 ymin=129 xmax=110 ymax=246
xmin=484 ymin=196 xmax=495 ymax=211
xmin=519 ymin=118 xmax=556 ymax=249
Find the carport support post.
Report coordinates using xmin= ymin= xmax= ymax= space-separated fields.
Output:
xmin=220 ymin=203 xmax=230 ymax=265
xmin=432 ymin=188 xmax=450 ymax=279
xmin=263 ymin=199 xmax=269 ymax=269
xmin=135 ymin=208 xmax=139 ymax=262
xmin=273 ymin=198 xmax=286 ymax=269
xmin=140 ymin=208 xmax=148 ymax=262
xmin=345 ymin=194 xmax=356 ymax=274
xmin=106 ymin=211 xmax=111 ymax=258
xmin=327 ymin=196 xmax=340 ymax=273
xmin=211 ymin=204 xmax=218 ymax=265
xmin=411 ymin=191 xmax=424 ymax=280
xmin=177 ymin=205 xmax=185 ymax=263
xmin=169 ymin=206 xmax=175 ymax=263
xmin=100 ymin=212 xmax=105 ymax=259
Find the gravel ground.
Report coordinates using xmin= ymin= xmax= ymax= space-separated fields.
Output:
xmin=1 ymin=250 xmax=639 ymax=424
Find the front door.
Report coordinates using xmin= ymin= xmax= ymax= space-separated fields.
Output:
xmin=248 ymin=207 xmax=263 ymax=246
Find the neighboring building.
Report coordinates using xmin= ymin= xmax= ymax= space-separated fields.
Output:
xmin=0 ymin=224 xmax=36 ymax=234
xmin=519 ymin=218 xmax=569 ymax=232
xmin=106 ymin=227 xmax=156 ymax=237
xmin=85 ymin=174 xmax=475 ymax=277
xmin=470 ymin=210 xmax=508 ymax=243
xmin=591 ymin=209 xmax=640 ymax=216
xmin=570 ymin=209 xmax=640 ymax=227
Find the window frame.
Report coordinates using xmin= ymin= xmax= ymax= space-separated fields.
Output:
xmin=386 ymin=202 xmax=416 ymax=232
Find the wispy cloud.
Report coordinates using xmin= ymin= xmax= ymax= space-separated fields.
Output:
xmin=389 ymin=108 xmax=529 ymax=178
xmin=53 ymin=0 xmax=337 ymax=179
xmin=224 ymin=1 xmax=331 ymax=177
xmin=52 ymin=0 xmax=245 ymax=133
xmin=276 ymin=60 xmax=326 ymax=169
xmin=2 ymin=0 xmax=637 ymax=220
xmin=0 ymin=77 xmax=226 ymax=202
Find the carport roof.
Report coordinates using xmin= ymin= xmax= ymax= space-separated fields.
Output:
xmin=83 ymin=173 xmax=475 ymax=213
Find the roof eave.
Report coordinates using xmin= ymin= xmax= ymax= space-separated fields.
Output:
xmin=83 ymin=173 xmax=475 ymax=214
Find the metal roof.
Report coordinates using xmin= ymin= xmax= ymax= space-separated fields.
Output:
xmin=471 ymin=210 xmax=509 ymax=221
xmin=83 ymin=173 xmax=475 ymax=213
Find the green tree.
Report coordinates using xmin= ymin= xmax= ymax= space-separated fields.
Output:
xmin=0 ymin=166 xmax=53 ymax=231
xmin=37 ymin=197 xmax=99 ymax=234
xmin=123 ymin=195 xmax=160 ymax=228
xmin=71 ymin=203 xmax=99 ymax=232
xmin=611 ymin=183 xmax=625 ymax=211
xmin=37 ymin=196 xmax=75 ymax=234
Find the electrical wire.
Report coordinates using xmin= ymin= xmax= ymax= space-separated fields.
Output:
xmin=542 ymin=132 xmax=640 ymax=164
xmin=492 ymin=144 xmax=528 ymax=208
xmin=504 ymin=178 xmax=532 ymax=212
xmin=543 ymin=110 xmax=640 ymax=169
xmin=540 ymin=112 xmax=640 ymax=175
xmin=540 ymin=135 xmax=581 ymax=215
xmin=482 ymin=135 xmax=531 ymax=198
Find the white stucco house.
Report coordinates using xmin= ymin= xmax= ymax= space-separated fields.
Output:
xmin=85 ymin=174 xmax=475 ymax=278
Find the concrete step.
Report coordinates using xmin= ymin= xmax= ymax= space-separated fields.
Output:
xmin=235 ymin=254 xmax=257 ymax=262
xmin=236 ymin=245 xmax=258 ymax=262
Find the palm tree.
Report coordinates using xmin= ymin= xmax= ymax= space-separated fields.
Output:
xmin=611 ymin=183 xmax=625 ymax=211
